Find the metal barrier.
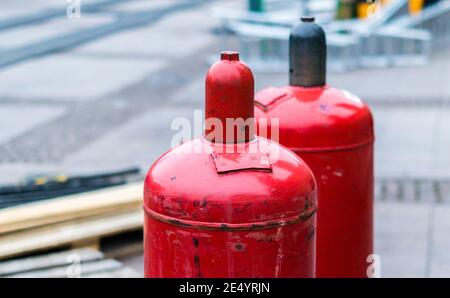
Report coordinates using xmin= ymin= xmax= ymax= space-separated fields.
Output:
xmin=223 ymin=21 xmax=429 ymax=72
xmin=214 ymin=0 xmax=444 ymax=72
xmin=223 ymin=22 xmax=361 ymax=73
xmin=359 ymin=26 xmax=431 ymax=68
xmin=394 ymin=0 xmax=450 ymax=48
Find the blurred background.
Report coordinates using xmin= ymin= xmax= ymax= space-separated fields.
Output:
xmin=0 ymin=0 xmax=449 ymax=278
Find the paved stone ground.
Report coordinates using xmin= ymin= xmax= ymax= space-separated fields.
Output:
xmin=1 ymin=0 xmax=450 ymax=277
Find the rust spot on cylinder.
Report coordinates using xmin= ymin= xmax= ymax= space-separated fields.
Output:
xmin=235 ymin=203 xmax=252 ymax=214
xmin=307 ymin=226 xmax=316 ymax=240
xmin=194 ymin=255 xmax=201 ymax=278
xmin=234 ymin=243 xmax=246 ymax=252
xmin=193 ymin=237 xmax=199 ymax=248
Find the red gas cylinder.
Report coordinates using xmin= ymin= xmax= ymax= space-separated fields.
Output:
xmin=254 ymin=18 xmax=375 ymax=278
xmin=144 ymin=51 xmax=318 ymax=278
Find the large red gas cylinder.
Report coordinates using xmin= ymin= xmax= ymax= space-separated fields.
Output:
xmin=144 ymin=51 xmax=318 ymax=278
xmin=255 ymin=18 xmax=375 ymax=278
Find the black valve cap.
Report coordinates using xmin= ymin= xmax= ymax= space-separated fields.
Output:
xmin=289 ymin=16 xmax=327 ymax=87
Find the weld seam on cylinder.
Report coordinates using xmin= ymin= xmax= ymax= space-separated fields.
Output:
xmin=291 ymin=139 xmax=375 ymax=154
xmin=143 ymin=206 xmax=317 ymax=231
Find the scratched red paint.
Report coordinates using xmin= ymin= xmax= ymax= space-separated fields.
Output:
xmin=144 ymin=52 xmax=317 ymax=278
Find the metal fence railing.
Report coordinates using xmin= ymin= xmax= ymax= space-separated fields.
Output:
xmin=214 ymin=0 xmax=447 ymax=72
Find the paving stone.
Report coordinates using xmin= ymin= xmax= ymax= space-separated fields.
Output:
xmin=0 ymin=104 xmax=65 ymax=143
xmin=170 ymin=76 xmax=204 ymax=107
xmin=73 ymin=27 xmax=216 ymax=60
xmin=374 ymin=181 xmax=383 ymax=201
xmin=374 ymin=106 xmax=437 ymax=159
xmin=328 ymin=52 xmax=450 ymax=102
xmin=382 ymin=180 xmax=401 ymax=202
xmin=106 ymin=0 xmax=178 ymax=13
xmin=430 ymin=107 xmax=450 ymax=172
xmin=402 ymin=180 xmax=419 ymax=203
xmin=0 ymin=14 xmax=115 ymax=49
xmin=419 ymin=181 xmax=438 ymax=203
xmin=0 ymin=54 xmax=165 ymax=100
xmin=73 ymin=4 xmax=219 ymax=59
xmin=0 ymin=0 xmax=65 ymax=17
xmin=0 ymin=0 xmax=120 ymax=22
xmin=62 ymin=107 xmax=198 ymax=171
xmin=373 ymin=106 xmax=442 ymax=178
xmin=253 ymin=50 xmax=450 ymax=103
xmin=150 ymin=4 xmax=220 ymax=35
xmin=375 ymin=201 xmax=431 ymax=277
xmin=429 ymin=204 xmax=450 ymax=277
xmin=439 ymin=181 xmax=450 ymax=203
xmin=0 ymin=41 xmax=213 ymax=163
xmin=377 ymin=178 xmax=450 ymax=205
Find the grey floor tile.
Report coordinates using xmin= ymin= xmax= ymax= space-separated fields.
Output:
xmin=0 ymin=14 xmax=114 ymax=49
xmin=62 ymin=107 xmax=198 ymax=172
xmin=373 ymin=105 xmax=450 ymax=178
xmin=73 ymin=5 xmax=219 ymax=60
xmin=106 ymin=0 xmax=178 ymax=13
xmin=429 ymin=204 xmax=450 ymax=277
xmin=0 ymin=55 xmax=165 ymax=100
xmin=0 ymin=104 xmax=65 ymax=143
xmin=375 ymin=201 xmax=431 ymax=277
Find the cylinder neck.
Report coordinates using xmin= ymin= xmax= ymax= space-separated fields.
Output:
xmin=289 ymin=17 xmax=327 ymax=87
xmin=204 ymin=51 xmax=255 ymax=144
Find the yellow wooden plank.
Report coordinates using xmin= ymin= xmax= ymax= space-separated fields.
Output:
xmin=0 ymin=182 xmax=143 ymax=235
xmin=0 ymin=210 xmax=143 ymax=260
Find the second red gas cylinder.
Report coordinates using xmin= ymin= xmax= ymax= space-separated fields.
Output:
xmin=255 ymin=18 xmax=375 ymax=278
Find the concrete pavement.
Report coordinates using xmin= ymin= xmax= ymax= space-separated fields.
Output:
xmin=1 ymin=0 xmax=450 ymax=277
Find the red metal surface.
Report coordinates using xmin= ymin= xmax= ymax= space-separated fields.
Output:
xmin=255 ymin=85 xmax=374 ymax=278
xmin=205 ymin=51 xmax=255 ymax=144
xmin=144 ymin=52 xmax=317 ymax=278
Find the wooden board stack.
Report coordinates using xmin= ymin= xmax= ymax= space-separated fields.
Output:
xmin=0 ymin=183 xmax=143 ymax=261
